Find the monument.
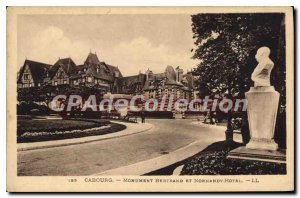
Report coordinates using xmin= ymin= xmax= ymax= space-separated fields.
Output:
xmin=245 ymin=46 xmax=279 ymax=151
xmin=228 ymin=47 xmax=285 ymax=163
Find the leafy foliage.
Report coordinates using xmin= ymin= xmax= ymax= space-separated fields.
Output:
xmin=181 ymin=141 xmax=286 ymax=175
xmin=191 ymin=13 xmax=286 ymax=104
xmin=18 ymin=84 xmax=105 ymax=103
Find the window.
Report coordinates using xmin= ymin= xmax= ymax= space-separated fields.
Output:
xmin=54 ymin=81 xmax=58 ymax=86
xmin=95 ymin=79 xmax=98 ymax=84
xmin=87 ymin=77 xmax=92 ymax=82
xmin=63 ymin=80 xmax=67 ymax=84
xmin=24 ymin=74 xmax=29 ymax=80
xmin=38 ymin=83 xmax=41 ymax=87
xmin=57 ymin=70 xmax=65 ymax=78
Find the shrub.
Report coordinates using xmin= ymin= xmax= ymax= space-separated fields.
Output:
xmin=181 ymin=141 xmax=286 ymax=175
xmin=17 ymin=102 xmax=50 ymax=116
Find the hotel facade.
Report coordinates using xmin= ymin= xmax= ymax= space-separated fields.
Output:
xmin=17 ymin=52 xmax=199 ymax=104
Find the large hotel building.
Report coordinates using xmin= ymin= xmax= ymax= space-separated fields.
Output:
xmin=17 ymin=52 xmax=199 ymax=111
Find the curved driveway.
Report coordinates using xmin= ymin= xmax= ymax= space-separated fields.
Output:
xmin=18 ymin=119 xmax=224 ymax=176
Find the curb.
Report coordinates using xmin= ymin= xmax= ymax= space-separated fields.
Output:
xmin=17 ymin=122 xmax=153 ymax=152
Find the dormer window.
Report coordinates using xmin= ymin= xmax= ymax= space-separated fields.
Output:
xmin=96 ymin=66 xmax=100 ymax=73
xmin=24 ymin=74 xmax=29 ymax=80
xmin=87 ymin=77 xmax=92 ymax=82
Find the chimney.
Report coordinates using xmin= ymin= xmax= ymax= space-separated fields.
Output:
xmin=145 ymin=68 xmax=153 ymax=80
xmin=176 ymin=66 xmax=183 ymax=83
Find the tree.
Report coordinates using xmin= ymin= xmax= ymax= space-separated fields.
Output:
xmin=191 ymin=13 xmax=286 ymax=143
xmin=17 ymin=87 xmax=48 ymax=103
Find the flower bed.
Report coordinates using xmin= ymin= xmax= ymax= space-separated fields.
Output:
xmin=17 ymin=119 xmax=125 ymax=143
xmin=21 ymin=125 xmax=110 ymax=138
xmin=17 ymin=119 xmax=110 ymax=135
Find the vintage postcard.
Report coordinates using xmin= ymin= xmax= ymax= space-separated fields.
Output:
xmin=7 ymin=7 xmax=294 ymax=192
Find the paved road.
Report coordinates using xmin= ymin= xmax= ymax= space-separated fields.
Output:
xmin=18 ymin=119 xmax=224 ymax=176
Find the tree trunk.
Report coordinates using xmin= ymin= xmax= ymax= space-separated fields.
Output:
xmin=225 ymin=114 xmax=233 ymax=143
xmin=225 ymin=87 xmax=234 ymax=143
xmin=241 ymin=112 xmax=250 ymax=144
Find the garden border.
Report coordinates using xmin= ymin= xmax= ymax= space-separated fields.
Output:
xmin=17 ymin=121 xmax=153 ymax=151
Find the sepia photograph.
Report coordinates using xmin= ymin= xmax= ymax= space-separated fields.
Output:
xmin=6 ymin=6 xmax=294 ymax=192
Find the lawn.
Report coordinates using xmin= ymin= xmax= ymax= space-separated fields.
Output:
xmin=17 ymin=118 xmax=126 ymax=143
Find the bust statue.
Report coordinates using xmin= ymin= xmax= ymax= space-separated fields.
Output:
xmin=251 ymin=47 xmax=274 ymax=87
xmin=246 ymin=46 xmax=279 ymax=151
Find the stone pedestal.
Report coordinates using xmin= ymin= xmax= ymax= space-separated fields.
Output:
xmin=245 ymin=86 xmax=279 ymax=151
xmin=228 ymin=146 xmax=286 ymax=163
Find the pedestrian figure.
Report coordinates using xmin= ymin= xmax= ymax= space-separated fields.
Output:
xmin=141 ymin=111 xmax=146 ymax=123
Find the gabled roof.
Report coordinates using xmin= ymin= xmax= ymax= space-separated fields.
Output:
xmin=89 ymin=62 xmax=113 ymax=81
xmin=82 ymin=52 xmax=123 ymax=82
xmin=50 ymin=58 xmax=77 ymax=78
xmin=153 ymin=73 xmax=166 ymax=80
xmin=85 ymin=52 xmax=100 ymax=65
xmin=117 ymin=74 xmax=146 ymax=94
xmin=143 ymin=66 xmax=182 ymax=90
xmin=164 ymin=65 xmax=178 ymax=85
xmin=183 ymin=72 xmax=195 ymax=89
xmin=17 ymin=59 xmax=52 ymax=83
xmin=118 ymin=74 xmax=145 ymax=85
xmin=105 ymin=63 xmax=123 ymax=78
